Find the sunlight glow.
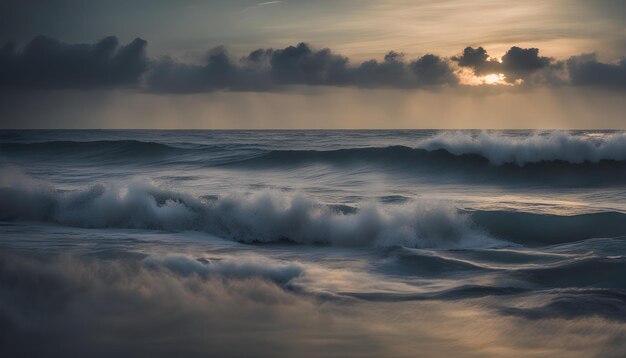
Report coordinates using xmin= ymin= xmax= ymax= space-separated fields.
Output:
xmin=457 ymin=68 xmax=514 ymax=86
xmin=483 ymin=73 xmax=505 ymax=84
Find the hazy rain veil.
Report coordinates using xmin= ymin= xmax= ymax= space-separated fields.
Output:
xmin=416 ymin=131 xmax=626 ymax=165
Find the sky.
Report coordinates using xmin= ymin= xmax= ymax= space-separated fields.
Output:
xmin=0 ymin=0 xmax=625 ymax=128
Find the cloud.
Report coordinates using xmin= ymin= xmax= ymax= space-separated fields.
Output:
xmin=258 ymin=1 xmax=282 ymax=6
xmin=146 ymin=43 xmax=354 ymax=92
xmin=500 ymin=46 xmax=552 ymax=79
xmin=352 ymin=51 xmax=411 ymax=87
xmin=452 ymin=46 xmax=500 ymax=75
xmin=1 ymin=35 xmax=625 ymax=92
xmin=147 ymin=43 xmax=458 ymax=92
xmin=567 ymin=54 xmax=626 ymax=88
xmin=0 ymin=35 xmax=148 ymax=89
xmin=146 ymin=47 xmax=260 ymax=93
xmin=268 ymin=43 xmax=351 ymax=85
xmin=410 ymin=54 xmax=458 ymax=86
xmin=453 ymin=46 xmax=554 ymax=83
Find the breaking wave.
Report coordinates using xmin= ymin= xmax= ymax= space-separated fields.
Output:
xmin=415 ymin=131 xmax=626 ymax=165
xmin=0 ymin=169 xmax=501 ymax=249
xmin=2 ymin=132 xmax=625 ymax=169
xmin=236 ymin=147 xmax=625 ymax=187
xmin=240 ymin=131 xmax=626 ymax=168
xmin=2 ymin=168 xmax=625 ymax=248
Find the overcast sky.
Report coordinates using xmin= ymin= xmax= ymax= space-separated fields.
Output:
xmin=1 ymin=0 xmax=625 ymax=128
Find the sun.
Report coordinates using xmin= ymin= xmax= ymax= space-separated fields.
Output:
xmin=483 ymin=73 xmax=505 ymax=85
xmin=456 ymin=68 xmax=514 ymax=86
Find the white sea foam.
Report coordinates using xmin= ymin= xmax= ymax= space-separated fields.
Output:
xmin=0 ymin=168 xmax=500 ymax=249
xmin=143 ymin=254 xmax=304 ymax=284
xmin=416 ymin=131 xmax=626 ymax=165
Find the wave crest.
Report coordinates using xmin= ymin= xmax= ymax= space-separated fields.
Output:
xmin=415 ymin=131 xmax=626 ymax=165
xmin=0 ymin=170 xmax=499 ymax=249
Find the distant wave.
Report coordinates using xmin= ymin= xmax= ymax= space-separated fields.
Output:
xmin=237 ymin=146 xmax=625 ymax=187
xmin=236 ymin=131 xmax=626 ymax=167
xmin=416 ymin=131 xmax=626 ymax=165
xmin=0 ymin=140 xmax=188 ymax=163
xmin=3 ymin=132 xmax=625 ymax=168
xmin=0 ymin=139 xmax=179 ymax=153
xmin=242 ymin=145 xmax=626 ymax=166
xmin=3 ymin=133 xmax=626 ymax=188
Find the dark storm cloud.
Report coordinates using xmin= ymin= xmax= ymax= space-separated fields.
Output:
xmin=147 ymin=44 xmax=337 ymax=93
xmin=350 ymin=51 xmax=457 ymax=87
xmin=1 ymin=35 xmax=625 ymax=92
xmin=147 ymin=43 xmax=458 ymax=92
xmin=501 ymin=47 xmax=552 ymax=79
xmin=410 ymin=54 xmax=458 ymax=86
xmin=567 ymin=54 xmax=626 ymax=88
xmin=146 ymin=47 xmax=264 ymax=93
xmin=453 ymin=46 xmax=553 ymax=83
xmin=352 ymin=51 xmax=411 ymax=87
xmin=0 ymin=35 xmax=148 ymax=89
xmin=452 ymin=46 xmax=500 ymax=75
xmin=268 ymin=43 xmax=351 ymax=85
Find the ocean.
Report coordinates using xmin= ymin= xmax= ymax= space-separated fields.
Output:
xmin=1 ymin=129 xmax=625 ymax=357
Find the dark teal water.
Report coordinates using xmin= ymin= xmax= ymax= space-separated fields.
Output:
xmin=1 ymin=130 xmax=625 ymax=357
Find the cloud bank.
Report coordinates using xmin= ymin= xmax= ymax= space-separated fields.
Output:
xmin=0 ymin=35 xmax=148 ymax=89
xmin=147 ymin=43 xmax=457 ymax=92
xmin=1 ymin=36 xmax=625 ymax=92
xmin=567 ymin=54 xmax=626 ymax=88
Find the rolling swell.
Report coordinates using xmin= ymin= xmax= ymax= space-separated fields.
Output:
xmin=2 ymin=135 xmax=625 ymax=187
xmin=235 ymin=146 xmax=626 ymax=186
xmin=340 ymin=285 xmax=529 ymax=302
xmin=469 ymin=211 xmax=626 ymax=245
xmin=513 ymin=256 xmax=626 ymax=289
xmin=500 ymin=289 xmax=626 ymax=321
xmin=0 ymin=140 xmax=188 ymax=162
xmin=240 ymin=145 xmax=626 ymax=167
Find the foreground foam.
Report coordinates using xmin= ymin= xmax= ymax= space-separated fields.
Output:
xmin=3 ymin=252 xmax=624 ymax=357
xmin=143 ymin=254 xmax=304 ymax=284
